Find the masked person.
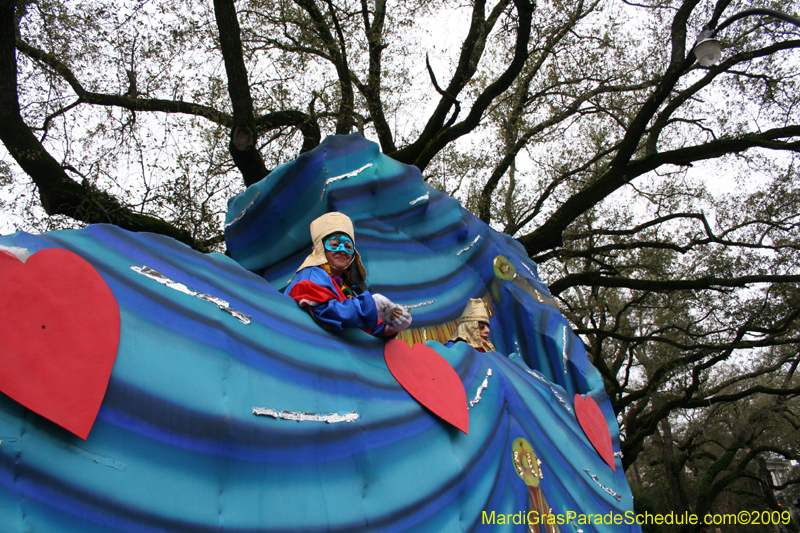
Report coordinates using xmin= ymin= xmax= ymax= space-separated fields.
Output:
xmin=445 ymin=298 xmax=495 ymax=352
xmin=286 ymin=212 xmax=412 ymax=337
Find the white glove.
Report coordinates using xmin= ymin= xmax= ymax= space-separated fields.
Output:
xmin=372 ymin=293 xmax=412 ymax=331
xmin=390 ymin=307 xmax=412 ymax=331
xmin=372 ymin=293 xmax=393 ymax=316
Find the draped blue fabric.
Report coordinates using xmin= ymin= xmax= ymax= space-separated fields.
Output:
xmin=0 ymin=134 xmax=640 ymax=532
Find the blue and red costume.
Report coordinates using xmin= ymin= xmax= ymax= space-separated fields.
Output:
xmin=287 ymin=266 xmax=390 ymax=336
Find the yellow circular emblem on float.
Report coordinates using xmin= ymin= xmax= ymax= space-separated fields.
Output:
xmin=493 ymin=255 xmax=517 ymax=281
xmin=511 ymin=437 xmax=543 ymax=487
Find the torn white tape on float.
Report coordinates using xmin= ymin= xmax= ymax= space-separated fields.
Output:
xmin=583 ymin=468 xmax=623 ymax=501
xmin=131 ymin=266 xmax=251 ymax=325
xmin=521 ymin=260 xmax=541 ymax=281
xmin=469 ymin=368 xmax=493 ymax=407
xmin=569 ymin=518 xmax=585 ymax=533
xmin=527 ymin=369 xmax=572 ymax=412
xmin=409 ymin=192 xmax=429 ymax=205
xmin=456 ymin=235 xmax=481 ymax=256
xmin=403 ymin=299 xmax=435 ymax=310
xmin=252 ymin=408 xmax=359 ymax=423
xmin=225 ymin=191 xmax=260 ymax=228
xmin=320 ymin=163 xmax=373 ymax=200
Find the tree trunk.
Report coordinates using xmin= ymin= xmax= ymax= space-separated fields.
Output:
xmin=658 ymin=420 xmax=692 ymax=516
xmin=213 ymin=0 xmax=268 ymax=186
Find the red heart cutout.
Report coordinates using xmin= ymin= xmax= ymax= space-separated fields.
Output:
xmin=384 ymin=339 xmax=468 ymax=434
xmin=0 ymin=248 xmax=120 ymax=440
xmin=574 ymin=394 xmax=615 ymax=471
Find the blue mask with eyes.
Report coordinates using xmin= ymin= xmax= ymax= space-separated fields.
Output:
xmin=324 ymin=234 xmax=355 ymax=255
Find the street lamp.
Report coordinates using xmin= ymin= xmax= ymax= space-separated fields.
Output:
xmin=693 ymin=8 xmax=800 ymax=66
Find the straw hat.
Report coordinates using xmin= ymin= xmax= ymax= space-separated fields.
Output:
xmin=296 ymin=212 xmax=368 ymax=283
xmin=448 ymin=298 xmax=495 ymax=351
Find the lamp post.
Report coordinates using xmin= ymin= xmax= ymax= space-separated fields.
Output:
xmin=693 ymin=8 xmax=800 ymax=66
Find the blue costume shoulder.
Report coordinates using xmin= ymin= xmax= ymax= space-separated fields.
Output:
xmin=286 ymin=266 xmax=388 ymax=336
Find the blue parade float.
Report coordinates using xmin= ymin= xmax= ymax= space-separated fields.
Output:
xmin=0 ymin=134 xmax=640 ymax=532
